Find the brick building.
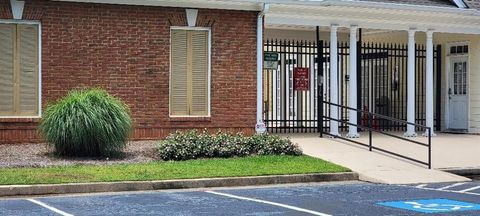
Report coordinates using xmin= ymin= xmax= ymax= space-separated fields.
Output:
xmin=0 ymin=0 xmax=259 ymax=143
xmin=1 ymin=0 xmax=480 ymax=144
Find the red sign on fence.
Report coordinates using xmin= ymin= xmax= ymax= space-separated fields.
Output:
xmin=294 ymin=67 xmax=309 ymax=91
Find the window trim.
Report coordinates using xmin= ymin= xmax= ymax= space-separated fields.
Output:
xmin=0 ymin=19 xmax=41 ymax=118
xmin=169 ymin=26 xmax=211 ymax=118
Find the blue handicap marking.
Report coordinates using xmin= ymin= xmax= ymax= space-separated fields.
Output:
xmin=378 ymin=199 xmax=480 ymax=214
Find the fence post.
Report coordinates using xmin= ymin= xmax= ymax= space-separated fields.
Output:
xmin=357 ymin=29 xmax=362 ymax=132
xmin=317 ymin=26 xmax=324 ymax=138
xmin=368 ymin=113 xmax=373 ymax=151
xmin=435 ymin=45 xmax=442 ymax=132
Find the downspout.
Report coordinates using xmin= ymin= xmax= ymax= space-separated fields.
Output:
xmin=255 ymin=3 xmax=270 ymax=134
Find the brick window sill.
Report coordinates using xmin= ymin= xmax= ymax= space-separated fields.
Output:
xmin=0 ymin=117 xmax=41 ymax=123
xmin=169 ymin=117 xmax=211 ymax=122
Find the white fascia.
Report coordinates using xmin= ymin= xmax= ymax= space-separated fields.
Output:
xmin=52 ymin=0 xmax=479 ymax=15
xmin=270 ymin=0 xmax=477 ymax=15
xmin=52 ymin=0 xmax=261 ymax=11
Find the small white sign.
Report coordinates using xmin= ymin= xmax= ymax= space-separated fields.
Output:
xmin=255 ymin=122 xmax=267 ymax=134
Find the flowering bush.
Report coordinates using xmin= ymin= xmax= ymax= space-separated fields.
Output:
xmin=156 ymin=130 xmax=302 ymax=161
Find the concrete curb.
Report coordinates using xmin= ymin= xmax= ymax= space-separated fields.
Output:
xmin=442 ymin=168 xmax=480 ymax=179
xmin=0 ymin=172 xmax=358 ymax=197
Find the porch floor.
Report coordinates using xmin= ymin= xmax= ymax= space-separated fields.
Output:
xmin=283 ymin=132 xmax=479 ymax=184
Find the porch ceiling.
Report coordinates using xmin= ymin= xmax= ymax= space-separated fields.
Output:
xmin=265 ymin=3 xmax=480 ymax=34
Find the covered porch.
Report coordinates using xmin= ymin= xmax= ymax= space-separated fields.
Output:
xmin=258 ymin=1 xmax=480 ymax=136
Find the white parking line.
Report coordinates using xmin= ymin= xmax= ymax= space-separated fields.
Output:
xmin=458 ymin=185 xmax=480 ymax=193
xmin=437 ymin=182 xmax=466 ymax=190
xmin=26 ymin=199 xmax=74 ymax=216
xmin=404 ymin=185 xmax=480 ymax=196
xmin=415 ymin=184 xmax=428 ymax=188
xmin=205 ymin=190 xmax=332 ymax=216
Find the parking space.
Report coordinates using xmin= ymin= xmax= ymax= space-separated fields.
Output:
xmin=1 ymin=192 xmax=301 ymax=216
xmin=1 ymin=181 xmax=480 ymax=216
xmin=0 ymin=200 xmax=54 ymax=215
xmin=412 ymin=181 xmax=480 ymax=195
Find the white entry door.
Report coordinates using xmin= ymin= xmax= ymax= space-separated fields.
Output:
xmin=448 ymin=56 xmax=468 ymax=130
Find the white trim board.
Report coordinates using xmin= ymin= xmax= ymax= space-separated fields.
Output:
xmin=52 ymin=0 xmax=478 ymax=14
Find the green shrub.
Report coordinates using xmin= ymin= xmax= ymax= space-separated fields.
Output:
xmin=39 ymin=89 xmax=132 ymax=157
xmin=248 ymin=134 xmax=303 ymax=156
xmin=156 ymin=130 xmax=302 ymax=161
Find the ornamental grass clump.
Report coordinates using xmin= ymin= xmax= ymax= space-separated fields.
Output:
xmin=39 ymin=89 xmax=132 ymax=157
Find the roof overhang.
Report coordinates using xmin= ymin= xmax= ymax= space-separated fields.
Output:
xmin=51 ymin=0 xmax=479 ymax=12
xmin=53 ymin=0 xmax=262 ymax=11
xmin=265 ymin=3 xmax=480 ymax=34
xmin=53 ymin=0 xmax=480 ymax=34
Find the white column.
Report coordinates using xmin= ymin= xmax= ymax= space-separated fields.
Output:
xmin=424 ymin=30 xmax=436 ymax=136
xmin=330 ymin=24 xmax=340 ymax=136
xmin=347 ymin=26 xmax=360 ymax=138
xmin=405 ymin=29 xmax=417 ymax=137
xmin=255 ymin=4 xmax=269 ymax=134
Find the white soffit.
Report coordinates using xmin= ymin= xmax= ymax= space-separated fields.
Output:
xmin=265 ymin=4 xmax=480 ymax=34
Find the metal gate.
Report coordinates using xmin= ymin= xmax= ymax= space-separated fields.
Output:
xmin=263 ymin=37 xmax=442 ymax=133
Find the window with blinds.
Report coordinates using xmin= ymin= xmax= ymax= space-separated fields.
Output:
xmin=0 ymin=23 xmax=39 ymax=117
xmin=170 ymin=28 xmax=209 ymax=117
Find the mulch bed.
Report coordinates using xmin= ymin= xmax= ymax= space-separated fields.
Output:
xmin=0 ymin=141 xmax=159 ymax=168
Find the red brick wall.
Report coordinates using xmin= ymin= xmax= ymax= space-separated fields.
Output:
xmin=0 ymin=0 xmax=11 ymax=19
xmin=0 ymin=0 xmax=257 ymax=143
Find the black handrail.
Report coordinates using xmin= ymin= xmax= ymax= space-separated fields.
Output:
xmin=323 ymin=101 xmax=429 ymax=129
xmin=322 ymin=102 xmax=432 ymax=169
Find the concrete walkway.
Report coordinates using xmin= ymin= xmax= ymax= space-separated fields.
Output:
xmin=285 ymin=133 xmax=477 ymax=184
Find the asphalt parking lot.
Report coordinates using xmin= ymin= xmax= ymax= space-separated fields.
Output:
xmin=1 ymin=181 xmax=480 ymax=216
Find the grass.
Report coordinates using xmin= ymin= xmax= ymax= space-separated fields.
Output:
xmin=0 ymin=155 xmax=349 ymax=185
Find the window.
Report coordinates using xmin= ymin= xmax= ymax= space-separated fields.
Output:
xmin=453 ymin=61 xmax=468 ymax=95
xmin=450 ymin=45 xmax=468 ymax=55
xmin=0 ymin=23 xmax=39 ymax=117
xmin=169 ymin=28 xmax=210 ymax=116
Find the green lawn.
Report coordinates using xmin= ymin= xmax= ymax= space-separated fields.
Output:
xmin=0 ymin=155 xmax=349 ymax=185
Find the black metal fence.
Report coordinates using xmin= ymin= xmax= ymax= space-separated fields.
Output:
xmin=263 ymin=39 xmax=442 ymax=133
